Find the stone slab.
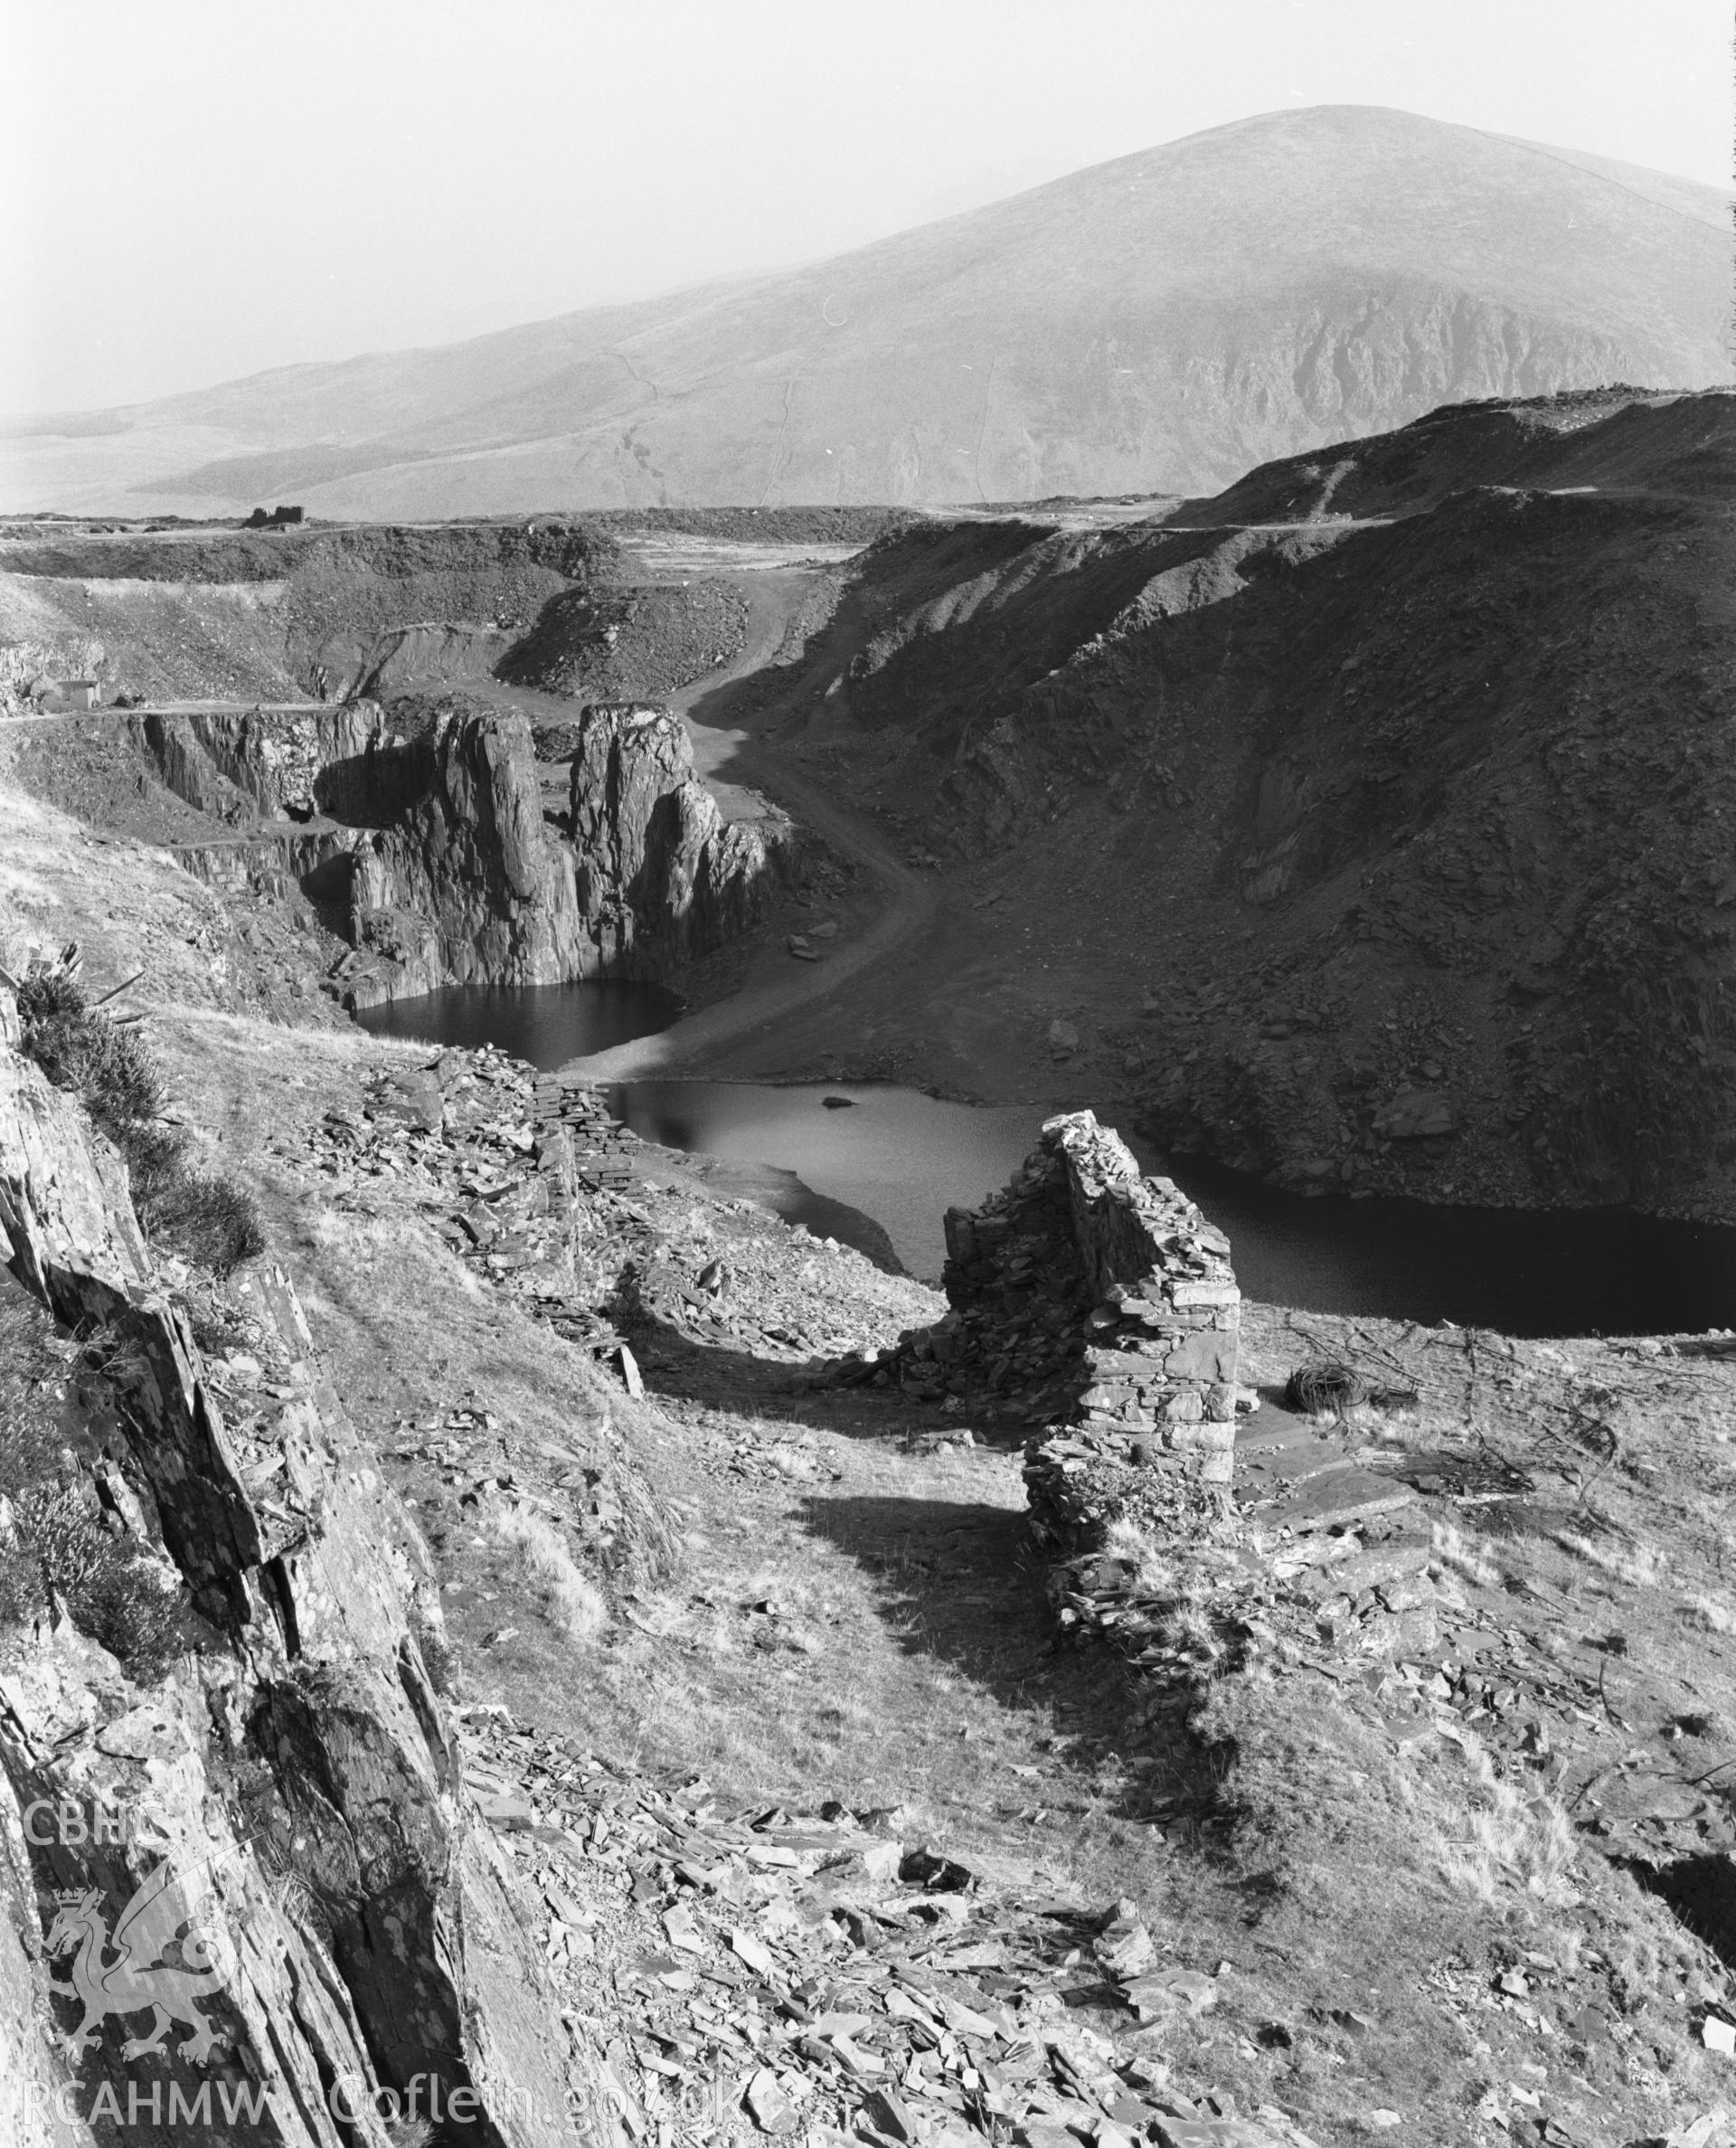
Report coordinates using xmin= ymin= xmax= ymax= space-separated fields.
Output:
xmin=1265 ymin=1462 xmax=1417 ymax=1532
xmin=1163 ymin=1330 xmax=1238 ymax=1384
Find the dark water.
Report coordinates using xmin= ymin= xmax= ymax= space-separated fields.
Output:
xmin=609 ymin=1081 xmax=1041 ymax=1279
xmin=352 ymin=979 xmax=682 ymax=1067
xmin=340 ymin=970 xmax=1736 ymax=1333
xmin=610 ymin=1079 xmax=1736 ymax=1336
xmin=1165 ymin=1157 xmax=1736 ymax=1339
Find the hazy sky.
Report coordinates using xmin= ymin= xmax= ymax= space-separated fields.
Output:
xmin=5 ymin=0 xmax=1731 ymax=414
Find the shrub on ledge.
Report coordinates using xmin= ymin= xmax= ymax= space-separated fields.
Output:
xmin=14 ymin=959 xmax=264 ymax=1275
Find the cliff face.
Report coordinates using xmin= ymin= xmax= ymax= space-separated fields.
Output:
xmin=340 ymin=702 xmax=587 ymax=998
xmin=568 ymin=703 xmax=794 ymax=974
xmin=0 ymin=998 xmax=593 ymax=2145
xmin=133 ymin=705 xmax=386 ymax=827
xmin=127 ymin=693 xmax=795 ymax=1007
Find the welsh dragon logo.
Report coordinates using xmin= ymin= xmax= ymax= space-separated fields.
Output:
xmin=43 ymin=1849 xmax=240 ymax=2067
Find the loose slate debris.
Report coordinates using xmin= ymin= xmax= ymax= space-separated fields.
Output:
xmin=269 ymin=1041 xmax=1736 ymax=2141
xmin=454 ymin=1706 xmax=1326 ymax=2148
xmin=271 ymin=1043 xmax=930 ymax=1385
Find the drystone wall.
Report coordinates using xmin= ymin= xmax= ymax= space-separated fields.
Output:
xmin=0 ymin=996 xmax=594 ymax=2146
xmin=903 ymin=1111 xmax=1241 ymax=1546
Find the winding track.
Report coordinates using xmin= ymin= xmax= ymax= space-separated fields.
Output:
xmin=558 ymin=567 xmax=939 ymax=1086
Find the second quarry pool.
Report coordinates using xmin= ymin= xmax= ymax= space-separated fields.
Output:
xmin=609 ymin=1080 xmax=1736 ymax=1336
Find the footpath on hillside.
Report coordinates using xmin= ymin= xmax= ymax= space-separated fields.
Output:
xmin=559 ymin=569 xmax=946 ymax=1088
xmin=256 ymin=1026 xmax=1736 ymax=2148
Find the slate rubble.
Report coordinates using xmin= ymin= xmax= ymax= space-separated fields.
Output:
xmin=272 ymin=1054 xmax=1736 ymax=2143
xmin=281 ymin=1046 xmax=919 ymax=1374
xmin=272 ymin=1068 xmax=1362 ymax=2143
xmin=453 ymin=1704 xmax=1329 ymax=2148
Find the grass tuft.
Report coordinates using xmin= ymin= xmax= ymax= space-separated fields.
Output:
xmin=1552 ymin=1527 xmax=1667 ymax=1588
xmin=1101 ymin=1517 xmax=1180 ymax=1597
xmin=1431 ymin=1519 xmax=1502 ymax=1588
xmin=16 ymin=963 xmax=163 ymax=1120
xmin=2 ymin=1482 xmax=199 ymax=1680
xmin=1424 ymin=1731 xmax=1579 ymax=1905
xmin=482 ymin=1501 xmax=607 ymax=1641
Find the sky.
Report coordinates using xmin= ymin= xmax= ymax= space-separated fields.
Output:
xmin=4 ymin=0 xmax=1731 ymax=415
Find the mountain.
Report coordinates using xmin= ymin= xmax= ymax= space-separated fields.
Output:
xmin=3 ymin=105 xmax=1729 ymax=517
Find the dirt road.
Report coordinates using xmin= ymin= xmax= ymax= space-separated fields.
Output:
xmin=563 ymin=566 xmax=945 ymax=1086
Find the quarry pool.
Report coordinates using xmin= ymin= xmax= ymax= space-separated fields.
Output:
xmin=609 ymin=1081 xmax=1042 ymax=1282
xmin=342 ymin=975 xmax=1736 ymax=1332
xmin=353 ymin=979 xmax=682 ymax=1065
xmin=1165 ymin=1157 xmax=1736 ymax=1339
xmin=609 ymin=1081 xmax=1736 ymax=1336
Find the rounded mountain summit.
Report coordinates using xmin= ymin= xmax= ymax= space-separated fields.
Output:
xmin=8 ymin=105 xmax=1731 ymax=516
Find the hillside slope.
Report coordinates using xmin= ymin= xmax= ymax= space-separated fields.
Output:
xmin=8 ymin=704 xmax=1736 ymax=2148
xmin=3 ymin=106 xmax=1728 ymax=516
xmin=711 ymin=387 xmax=1736 ymax=1224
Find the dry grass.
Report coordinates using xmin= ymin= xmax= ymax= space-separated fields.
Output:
xmin=1101 ymin=1515 xmax=1179 ymax=1596
xmin=384 ymin=2120 xmax=437 ymax=2148
xmin=1678 ymin=1593 xmax=1736 ymax=1633
xmin=0 ymin=1275 xmax=202 ymax=1680
xmin=481 ymin=1500 xmax=607 ymax=1641
xmin=1420 ymin=1731 xmax=1579 ymax=1906
xmin=14 ymin=962 xmax=265 ymax=1274
xmin=1552 ymin=1527 xmax=1668 ymax=1588
xmin=1430 ymin=1519 xmax=1503 ymax=1588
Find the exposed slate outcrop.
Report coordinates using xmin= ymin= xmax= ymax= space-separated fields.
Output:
xmin=0 ymin=994 xmax=598 ymax=2145
xmin=128 ymin=695 xmax=797 ymax=1006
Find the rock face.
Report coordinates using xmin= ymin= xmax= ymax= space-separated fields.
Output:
xmin=132 ymin=704 xmax=385 ymax=826
xmin=344 ymin=620 xmax=515 ymax=702
xmin=0 ymin=996 xmax=596 ymax=2144
xmin=568 ymin=703 xmax=792 ymax=973
xmin=340 ymin=701 xmax=586 ymax=997
xmin=128 ymin=693 xmax=795 ymax=1006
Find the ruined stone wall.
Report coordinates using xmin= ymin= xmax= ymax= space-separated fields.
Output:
xmin=1050 ymin=1111 xmax=1240 ymax=1481
xmin=926 ymin=1110 xmax=1240 ymax=1512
